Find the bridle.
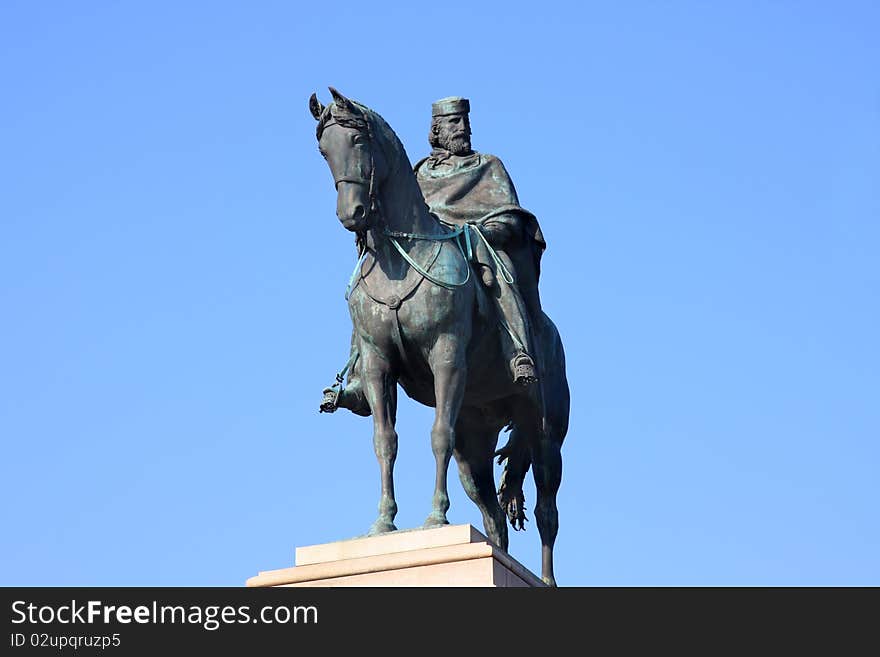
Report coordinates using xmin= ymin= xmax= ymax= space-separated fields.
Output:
xmin=322 ymin=116 xmax=381 ymax=234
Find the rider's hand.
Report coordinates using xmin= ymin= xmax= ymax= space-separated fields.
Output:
xmin=479 ymin=220 xmax=514 ymax=245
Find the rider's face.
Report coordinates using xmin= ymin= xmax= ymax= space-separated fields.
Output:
xmin=436 ymin=113 xmax=472 ymax=155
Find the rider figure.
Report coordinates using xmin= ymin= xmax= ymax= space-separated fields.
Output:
xmin=414 ymin=96 xmax=545 ymax=386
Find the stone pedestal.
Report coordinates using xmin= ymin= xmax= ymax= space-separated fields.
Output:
xmin=246 ymin=524 xmax=545 ymax=587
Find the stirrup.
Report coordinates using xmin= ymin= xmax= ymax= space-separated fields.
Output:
xmin=512 ymin=354 xmax=538 ymax=386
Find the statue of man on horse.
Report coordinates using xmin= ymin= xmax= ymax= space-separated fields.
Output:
xmin=309 ymin=88 xmax=569 ymax=585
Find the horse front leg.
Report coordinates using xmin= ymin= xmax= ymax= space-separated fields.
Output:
xmin=424 ymin=334 xmax=467 ymax=528
xmin=360 ymin=349 xmax=399 ymax=535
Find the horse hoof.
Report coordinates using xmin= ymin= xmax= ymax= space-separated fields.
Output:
xmin=367 ymin=520 xmax=397 ymax=535
xmin=542 ymin=575 xmax=558 ymax=587
xmin=423 ymin=514 xmax=449 ymax=528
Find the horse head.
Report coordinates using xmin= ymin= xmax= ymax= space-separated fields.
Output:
xmin=310 ymin=87 xmax=390 ymax=233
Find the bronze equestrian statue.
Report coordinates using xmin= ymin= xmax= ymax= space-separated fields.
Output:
xmin=309 ymin=88 xmax=569 ymax=586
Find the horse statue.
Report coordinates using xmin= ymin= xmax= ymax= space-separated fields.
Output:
xmin=308 ymin=87 xmax=570 ymax=586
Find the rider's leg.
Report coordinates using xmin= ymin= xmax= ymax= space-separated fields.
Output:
xmin=489 ymin=250 xmax=539 ymax=385
xmin=320 ymin=329 xmax=371 ymax=416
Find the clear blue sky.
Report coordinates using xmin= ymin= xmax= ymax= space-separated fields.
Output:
xmin=1 ymin=1 xmax=877 ymax=586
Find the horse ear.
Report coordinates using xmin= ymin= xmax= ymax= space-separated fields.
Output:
xmin=309 ymin=93 xmax=324 ymax=121
xmin=329 ymin=86 xmax=354 ymax=113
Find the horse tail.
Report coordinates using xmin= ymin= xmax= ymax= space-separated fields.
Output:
xmin=497 ymin=313 xmax=569 ymax=533
xmin=496 ymin=425 xmax=531 ymax=530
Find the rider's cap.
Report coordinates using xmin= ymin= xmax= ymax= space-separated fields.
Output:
xmin=432 ymin=96 xmax=470 ymax=117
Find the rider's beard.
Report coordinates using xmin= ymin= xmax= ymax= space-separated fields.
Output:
xmin=444 ymin=133 xmax=472 ymax=156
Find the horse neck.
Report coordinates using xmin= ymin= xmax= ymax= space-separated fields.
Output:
xmin=371 ymin=156 xmax=442 ymax=240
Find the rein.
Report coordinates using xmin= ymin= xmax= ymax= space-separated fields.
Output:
xmin=344 ymin=219 xmax=515 ymax=300
xmin=385 ymin=224 xmax=472 ymax=290
xmin=384 ymin=220 xmax=515 ymax=289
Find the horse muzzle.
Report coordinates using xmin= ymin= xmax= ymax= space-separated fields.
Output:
xmin=336 ymin=181 xmax=371 ymax=232
xmin=338 ymin=206 xmax=369 ymax=232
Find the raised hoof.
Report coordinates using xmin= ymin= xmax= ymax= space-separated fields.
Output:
xmin=422 ymin=513 xmax=450 ymax=529
xmin=319 ymin=388 xmax=338 ymax=413
xmin=367 ymin=520 xmax=397 ymax=536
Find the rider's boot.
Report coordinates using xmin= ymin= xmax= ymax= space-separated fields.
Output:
xmin=511 ymin=352 xmax=538 ymax=386
xmin=494 ymin=281 xmax=539 ymax=386
xmin=319 ymin=385 xmax=341 ymax=413
xmin=319 ymin=378 xmax=371 ymax=416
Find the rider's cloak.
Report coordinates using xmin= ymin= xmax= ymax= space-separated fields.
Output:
xmin=414 ymin=152 xmax=546 ymax=281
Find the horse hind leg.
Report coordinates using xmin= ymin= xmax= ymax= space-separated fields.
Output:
xmin=531 ymin=427 xmax=563 ymax=587
xmin=510 ymin=401 xmax=563 ymax=586
xmin=453 ymin=411 xmax=508 ymax=551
